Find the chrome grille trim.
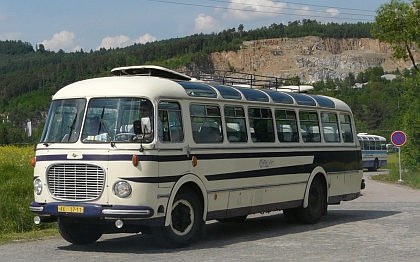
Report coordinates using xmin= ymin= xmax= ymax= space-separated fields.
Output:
xmin=46 ymin=163 xmax=105 ymax=201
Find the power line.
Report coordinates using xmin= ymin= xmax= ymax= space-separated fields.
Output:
xmin=148 ymin=0 xmax=376 ymax=21
xmin=208 ymin=0 xmax=377 ymax=14
xmin=207 ymin=0 xmax=374 ymax=18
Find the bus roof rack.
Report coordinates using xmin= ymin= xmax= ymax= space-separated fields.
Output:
xmin=111 ymin=65 xmax=192 ymax=81
xmin=181 ymin=69 xmax=312 ymax=93
xmin=111 ymin=65 xmax=313 ymax=93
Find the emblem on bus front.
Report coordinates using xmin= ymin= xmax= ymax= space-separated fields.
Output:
xmin=67 ymin=152 xmax=83 ymax=159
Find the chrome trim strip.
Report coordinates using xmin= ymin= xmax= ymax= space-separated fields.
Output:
xmin=157 ymin=194 xmax=170 ymax=198
xmin=102 ymin=209 xmax=151 ymax=215
xmin=327 ymin=170 xmax=361 ymax=175
xmin=207 ymin=180 xmax=307 ymax=193
xmin=29 ymin=206 xmax=44 ymax=212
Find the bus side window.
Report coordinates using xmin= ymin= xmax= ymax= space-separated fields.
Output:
xmin=340 ymin=114 xmax=354 ymax=143
xmin=321 ymin=112 xmax=340 ymax=142
xmin=158 ymin=101 xmax=184 ymax=142
xmin=275 ymin=109 xmax=299 ymax=142
xmin=190 ymin=104 xmax=223 ymax=143
xmin=248 ymin=107 xmax=275 ymax=142
xmin=299 ymin=111 xmax=320 ymax=142
xmin=224 ymin=105 xmax=247 ymax=142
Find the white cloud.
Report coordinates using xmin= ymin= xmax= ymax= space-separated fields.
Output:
xmin=326 ymin=8 xmax=340 ymax=17
xmin=194 ymin=14 xmax=220 ymax=34
xmin=39 ymin=30 xmax=76 ymax=52
xmin=133 ymin=33 xmax=157 ymax=45
xmin=224 ymin=0 xmax=287 ymax=20
xmin=97 ymin=33 xmax=157 ymax=50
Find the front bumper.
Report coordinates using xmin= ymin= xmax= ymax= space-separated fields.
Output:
xmin=29 ymin=201 xmax=155 ymax=219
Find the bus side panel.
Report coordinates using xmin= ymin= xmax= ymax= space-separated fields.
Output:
xmin=207 ymin=191 xmax=229 ymax=219
xmin=344 ymin=170 xmax=363 ymax=195
xmin=226 ymin=190 xmax=253 ymax=217
xmin=328 ymin=173 xmax=345 ymax=197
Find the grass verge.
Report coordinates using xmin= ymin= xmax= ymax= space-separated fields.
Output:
xmin=0 ymin=145 xmax=56 ymax=245
xmin=371 ymin=152 xmax=420 ymax=189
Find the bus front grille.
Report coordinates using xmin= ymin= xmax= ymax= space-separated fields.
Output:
xmin=47 ymin=163 xmax=105 ymax=201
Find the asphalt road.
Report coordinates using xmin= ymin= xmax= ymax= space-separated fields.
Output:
xmin=2 ymin=170 xmax=420 ymax=262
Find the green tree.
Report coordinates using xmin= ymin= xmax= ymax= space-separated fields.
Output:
xmin=372 ymin=0 xmax=420 ymax=71
xmin=401 ymin=74 xmax=420 ymax=168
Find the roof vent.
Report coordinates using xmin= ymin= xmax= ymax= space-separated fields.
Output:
xmin=111 ymin=65 xmax=191 ymax=81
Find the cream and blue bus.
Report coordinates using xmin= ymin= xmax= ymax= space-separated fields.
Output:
xmin=357 ymin=133 xmax=387 ymax=171
xmin=30 ymin=65 xmax=364 ymax=248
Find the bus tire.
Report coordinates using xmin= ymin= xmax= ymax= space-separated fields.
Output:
xmin=57 ymin=218 xmax=103 ymax=245
xmin=298 ymin=177 xmax=326 ymax=224
xmin=368 ymin=159 xmax=379 ymax=172
xmin=283 ymin=208 xmax=299 ymax=223
xmin=152 ymin=188 xmax=203 ymax=248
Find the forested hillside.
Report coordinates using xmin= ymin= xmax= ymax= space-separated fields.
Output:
xmin=0 ymin=19 xmax=404 ymax=146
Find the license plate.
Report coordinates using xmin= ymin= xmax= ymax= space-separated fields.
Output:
xmin=58 ymin=206 xmax=84 ymax=213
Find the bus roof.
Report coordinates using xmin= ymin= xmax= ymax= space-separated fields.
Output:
xmin=357 ymin=133 xmax=386 ymax=141
xmin=52 ymin=65 xmax=352 ymax=112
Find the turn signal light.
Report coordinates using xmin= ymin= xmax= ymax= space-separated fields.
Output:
xmin=31 ymin=156 xmax=36 ymax=167
xmin=192 ymin=156 xmax=198 ymax=167
xmin=132 ymin=155 xmax=139 ymax=167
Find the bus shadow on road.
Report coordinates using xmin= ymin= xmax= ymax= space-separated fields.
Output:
xmin=57 ymin=209 xmax=399 ymax=253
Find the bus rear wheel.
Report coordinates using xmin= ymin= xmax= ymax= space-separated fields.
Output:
xmin=152 ymin=188 xmax=203 ymax=248
xmin=57 ymin=218 xmax=104 ymax=245
xmin=368 ymin=159 xmax=379 ymax=172
xmin=298 ymin=177 xmax=326 ymax=224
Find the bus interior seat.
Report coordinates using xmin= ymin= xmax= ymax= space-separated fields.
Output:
xmin=170 ymin=125 xmax=183 ymax=142
xmin=226 ymin=122 xmax=240 ymax=142
xmin=198 ymin=122 xmax=221 ymax=143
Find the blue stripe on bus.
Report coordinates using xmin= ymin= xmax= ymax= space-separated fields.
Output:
xmin=36 ymin=150 xmax=362 ymax=184
xmin=36 ymin=150 xmax=360 ymax=165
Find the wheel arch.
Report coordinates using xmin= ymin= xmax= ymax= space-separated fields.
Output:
xmin=303 ymin=166 xmax=328 ymax=208
xmin=164 ymin=174 xmax=207 ymax=226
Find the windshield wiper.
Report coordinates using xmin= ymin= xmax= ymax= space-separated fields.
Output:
xmin=43 ymin=114 xmax=78 ymax=146
xmin=66 ymin=113 xmax=78 ymax=142
xmin=97 ymin=107 xmax=114 ymax=146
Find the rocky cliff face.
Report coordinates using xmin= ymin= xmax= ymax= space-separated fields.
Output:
xmin=209 ymin=36 xmax=419 ymax=83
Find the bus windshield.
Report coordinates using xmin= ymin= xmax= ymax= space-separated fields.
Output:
xmin=40 ymin=98 xmax=86 ymax=144
xmin=40 ymin=97 xmax=156 ymax=143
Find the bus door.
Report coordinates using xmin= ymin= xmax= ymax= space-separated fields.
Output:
xmin=157 ymin=101 xmax=189 ymax=188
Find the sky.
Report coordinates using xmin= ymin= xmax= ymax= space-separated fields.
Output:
xmin=0 ymin=0 xmax=391 ymax=53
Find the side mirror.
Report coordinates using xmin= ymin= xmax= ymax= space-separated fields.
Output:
xmin=133 ymin=118 xmax=152 ymax=135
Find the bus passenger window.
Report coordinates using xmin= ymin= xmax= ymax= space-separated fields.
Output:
xmin=158 ymin=101 xmax=184 ymax=142
xmin=275 ymin=109 xmax=299 ymax=142
xmin=299 ymin=111 xmax=320 ymax=142
xmin=190 ymin=104 xmax=223 ymax=143
xmin=321 ymin=112 xmax=340 ymax=142
xmin=248 ymin=107 xmax=275 ymax=142
xmin=224 ymin=106 xmax=247 ymax=142
xmin=340 ymin=114 xmax=354 ymax=143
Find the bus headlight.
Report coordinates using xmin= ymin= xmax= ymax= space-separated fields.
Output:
xmin=113 ymin=181 xmax=132 ymax=198
xmin=34 ymin=179 xmax=43 ymax=195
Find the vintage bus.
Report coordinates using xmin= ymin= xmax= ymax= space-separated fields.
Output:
xmin=30 ymin=65 xmax=363 ymax=248
xmin=357 ymin=133 xmax=387 ymax=171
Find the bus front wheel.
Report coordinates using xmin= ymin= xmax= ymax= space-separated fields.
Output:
xmin=152 ymin=188 xmax=203 ymax=248
xmin=57 ymin=218 xmax=103 ymax=245
xmin=298 ymin=177 xmax=326 ymax=224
